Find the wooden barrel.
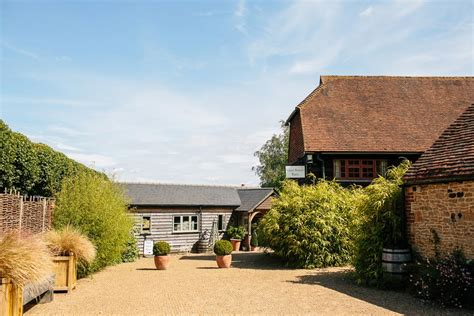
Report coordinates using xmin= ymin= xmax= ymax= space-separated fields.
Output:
xmin=382 ymin=248 xmax=411 ymax=278
xmin=196 ymin=239 xmax=209 ymax=253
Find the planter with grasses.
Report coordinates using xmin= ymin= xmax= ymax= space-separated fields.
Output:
xmin=0 ymin=231 xmax=53 ymax=316
xmin=45 ymin=226 xmax=96 ymax=293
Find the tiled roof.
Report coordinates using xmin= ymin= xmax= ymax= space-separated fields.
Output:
xmin=289 ymin=76 xmax=474 ymax=153
xmin=404 ymin=104 xmax=474 ymax=183
xmin=235 ymin=188 xmax=274 ymax=212
xmin=122 ymin=183 xmax=242 ymax=207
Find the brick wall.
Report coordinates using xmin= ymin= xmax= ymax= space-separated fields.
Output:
xmin=288 ymin=111 xmax=305 ymax=164
xmin=405 ymin=180 xmax=474 ymax=259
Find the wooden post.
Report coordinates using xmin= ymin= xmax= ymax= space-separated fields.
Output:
xmin=18 ymin=198 xmax=23 ymax=232
xmin=0 ymin=278 xmax=23 ymax=316
xmin=42 ymin=199 xmax=47 ymax=232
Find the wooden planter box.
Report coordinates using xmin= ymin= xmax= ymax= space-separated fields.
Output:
xmin=0 ymin=278 xmax=23 ymax=316
xmin=52 ymin=255 xmax=76 ymax=292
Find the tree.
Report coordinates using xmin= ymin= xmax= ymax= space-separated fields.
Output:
xmin=253 ymin=121 xmax=289 ymax=189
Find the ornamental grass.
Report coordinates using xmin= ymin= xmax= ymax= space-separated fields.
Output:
xmin=0 ymin=230 xmax=53 ymax=287
xmin=45 ymin=225 xmax=96 ymax=264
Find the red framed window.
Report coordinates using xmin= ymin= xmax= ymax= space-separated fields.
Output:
xmin=334 ymin=159 xmax=387 ymax=180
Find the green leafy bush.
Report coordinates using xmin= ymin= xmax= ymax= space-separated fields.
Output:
xmin=408 ymin=249 xmax=473 ymax=309
xmin=353 ymin=161 xmax=411 ymax=286
xmin=121 ymin=228 xmax=140 ymax=262
xmin=214 ymin=240 xmax=233 ymax=256
xmin=53 ymin=171 xmax=133 ymax=277
xmin=0 ymin=120 xmax=101 ymax=197
xmin=226 ymin=225 xmax=246 ymax=240
xmin=259 ymin=180 xmax=361 ymax=268
xmin=153 ymin=241 xmax=171 ymax=256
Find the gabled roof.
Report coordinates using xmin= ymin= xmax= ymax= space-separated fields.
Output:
xmin=122 ymin=183 xmax=241 ymax=207
xmin=235 ymin=188 xmax=274 ymax=212
xmin=287 ymin=76 xmax=474 ymax=154
xmin=404 ymin=104 xmax=474 ymax=184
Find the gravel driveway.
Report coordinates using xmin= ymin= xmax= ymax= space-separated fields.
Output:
xmin=26 ymin=252 xmax=467 ymax=315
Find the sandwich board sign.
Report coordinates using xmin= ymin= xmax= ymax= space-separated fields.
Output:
xmin=285 ymin=165 xmax=305 ymax=179
xmin=143 ymin=239 xmax=153 ymax=256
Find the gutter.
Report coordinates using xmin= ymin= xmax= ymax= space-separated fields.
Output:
xmin=403 ymin=174 xmax=474 ymax=186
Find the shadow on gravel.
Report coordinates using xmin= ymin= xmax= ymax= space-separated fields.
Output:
xmin=180 ymin=252 xmax=294 ymax=270
xmin=136 ymin=268 xmax=157 ymax=271
xmin=289 ymin=271 xmax=467 ymax=316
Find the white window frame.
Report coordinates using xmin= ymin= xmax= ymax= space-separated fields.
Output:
xmin=173 ymin=215 xmax=199 ymax=233
xmin=142 ymin=216 xmax=151 ymax=233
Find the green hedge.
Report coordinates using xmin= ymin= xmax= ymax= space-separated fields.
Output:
xmin=258 ymin=180 xmax=362 ymax=268
xmin=0 ymin=120 xmax=101 ymax=197
xmin=53 ymin=171 xmax=133 ymax=277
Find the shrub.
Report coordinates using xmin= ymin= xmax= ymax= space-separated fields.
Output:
xmin=0 ymin=231 xmax=53 ymax=287
xmin=353 ymin=161 xmax=411 ymax=286
xmin=121 ymin=228 xmax=140 ymax=262
xmin=153 ymin=241 xmax=171 ymax=256
xmin=214 ymin=240 xmax=233 ymax=256
xmin=53 ymin=171 xmax=133 ymax=277
xmin=45 ymin=225 xmax=96 ymax=264
xmin=408 ymin=249 xmax=473 ymax=308
xmin=259 ymin=180 xmax=361 ymax=268
xmin=226 ymin=225 xmax=246 ymax=240
xmin=250 ymin=227 xmax=258 ymax=247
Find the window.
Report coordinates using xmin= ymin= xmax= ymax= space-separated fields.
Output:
xmin=173 ymin=215 xmax=199 ymax=232
xmin=333 ymin=159 xmax=387 ymax=179
xmin=142 ymin=216 xmax=151 ymax=233
xmin=218 ymin=215 xmax=225 ymax=231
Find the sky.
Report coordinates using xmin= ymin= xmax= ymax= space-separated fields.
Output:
xmin=1 ymin=0 xmax=473 ymax=186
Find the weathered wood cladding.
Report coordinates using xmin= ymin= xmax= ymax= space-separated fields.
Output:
xmin=130 ymin=206 xmax=233 ymax=254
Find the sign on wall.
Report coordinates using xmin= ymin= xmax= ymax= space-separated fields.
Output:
xmin=285 ymin=165 xmax=306 ymax=178
xmin=143 ymin=239 xmax=153 ymax=256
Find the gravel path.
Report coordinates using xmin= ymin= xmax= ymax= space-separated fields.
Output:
xmin=26 ymin=252 xmax=467 ymax=315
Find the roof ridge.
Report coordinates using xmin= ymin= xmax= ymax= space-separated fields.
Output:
xmin=321 ymin=75 xmax=474 ymax=80
xmin=120 ymin=181 xmax=256 ymax=189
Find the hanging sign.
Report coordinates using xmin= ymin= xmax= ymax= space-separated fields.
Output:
xmin=285 ymin=165 xmax=305 ymax=178
xmin=143 ymin=239 xmax=153 ymax=256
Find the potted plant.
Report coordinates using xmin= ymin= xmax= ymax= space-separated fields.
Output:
xmin=45 ymin=225 xmax=96 ymax=292
xmin=226 ymin=225 xmax=246 ymax=251
xmin=153 ymin=241 xmax=171 ymax=270
xmin=214 ymin=240 xmax=233 ymax=268
xmin=250 ymin=228 xmax=259 ymax=251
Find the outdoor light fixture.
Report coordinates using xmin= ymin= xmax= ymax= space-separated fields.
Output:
xmin=306 ymin=154 xmax=313 ymax=163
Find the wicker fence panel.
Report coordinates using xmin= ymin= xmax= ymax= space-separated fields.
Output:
xmin=0 ymin=193 xmax=54 ymax=234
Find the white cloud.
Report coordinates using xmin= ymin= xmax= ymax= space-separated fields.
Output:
xmin=1 ymin=41 xmax=40 ymax=61
xmin=67 ymin=153 xmax=117 ymax=168
xmin=359 ymin=6 xmax=374 ymax=17
xmin=235 ymin=0 xmax=246 ymax=17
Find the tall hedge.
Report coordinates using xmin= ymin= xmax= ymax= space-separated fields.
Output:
xmin=259 ymin=180 xmax=362 ymax=268
xmin=53 ymin=171 xmax=133 ymax=277
xmin=0 ymin=120 xmax=100 ymax=197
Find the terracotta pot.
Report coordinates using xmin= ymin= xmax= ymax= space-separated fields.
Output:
xmin=230 ymin=239 xmax=241 ymax=252
xmin=154 ymin=255 xmax=170 ymax=270
xmin=216 ymin=254 xmax=232 ymax=268
xmin=251 ymin=246 xmax=258 ymax=251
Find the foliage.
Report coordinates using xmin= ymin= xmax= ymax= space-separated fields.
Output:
xmin=0 ymin=231 xmax=53 ymax=287
xmin=353 ymin=161 xmax=411 ymax=286
xmin=0 ymin=120 xmax=102 ymax=197
xmin=45 ymin=225 xmax=96 ymax=264
xmin=226 ymin=225 xmax=246 ymax=240
xmin=121 ymin=228 xmax=140 ymax=262
xmin=253 ymin=121 xmax=289 ymax=190
xmin=258 ymin=180 xmax=362 ymax=268
xmin=214 ymin=240 xmax=233 ymax=256
xmin=153 ymin=241 xmax=171 ymax=256
xmin=250 ymin=226 xmax=259 ymax=247
xmin=408 ymin=249 xmax=473 ymax=309
xmin=53 ymin=171 xmax=133 ymax=277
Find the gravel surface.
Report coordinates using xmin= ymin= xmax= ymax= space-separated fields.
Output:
xmin=26 ymin=252 xmax=468 ymax=315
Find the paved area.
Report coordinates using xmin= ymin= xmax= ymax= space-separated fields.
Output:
xmin=27 ymin=252 xmax=467 ymax=315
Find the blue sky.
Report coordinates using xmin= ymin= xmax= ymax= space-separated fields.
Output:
xmin=1 ymin=0 xmax=473 ymax=185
